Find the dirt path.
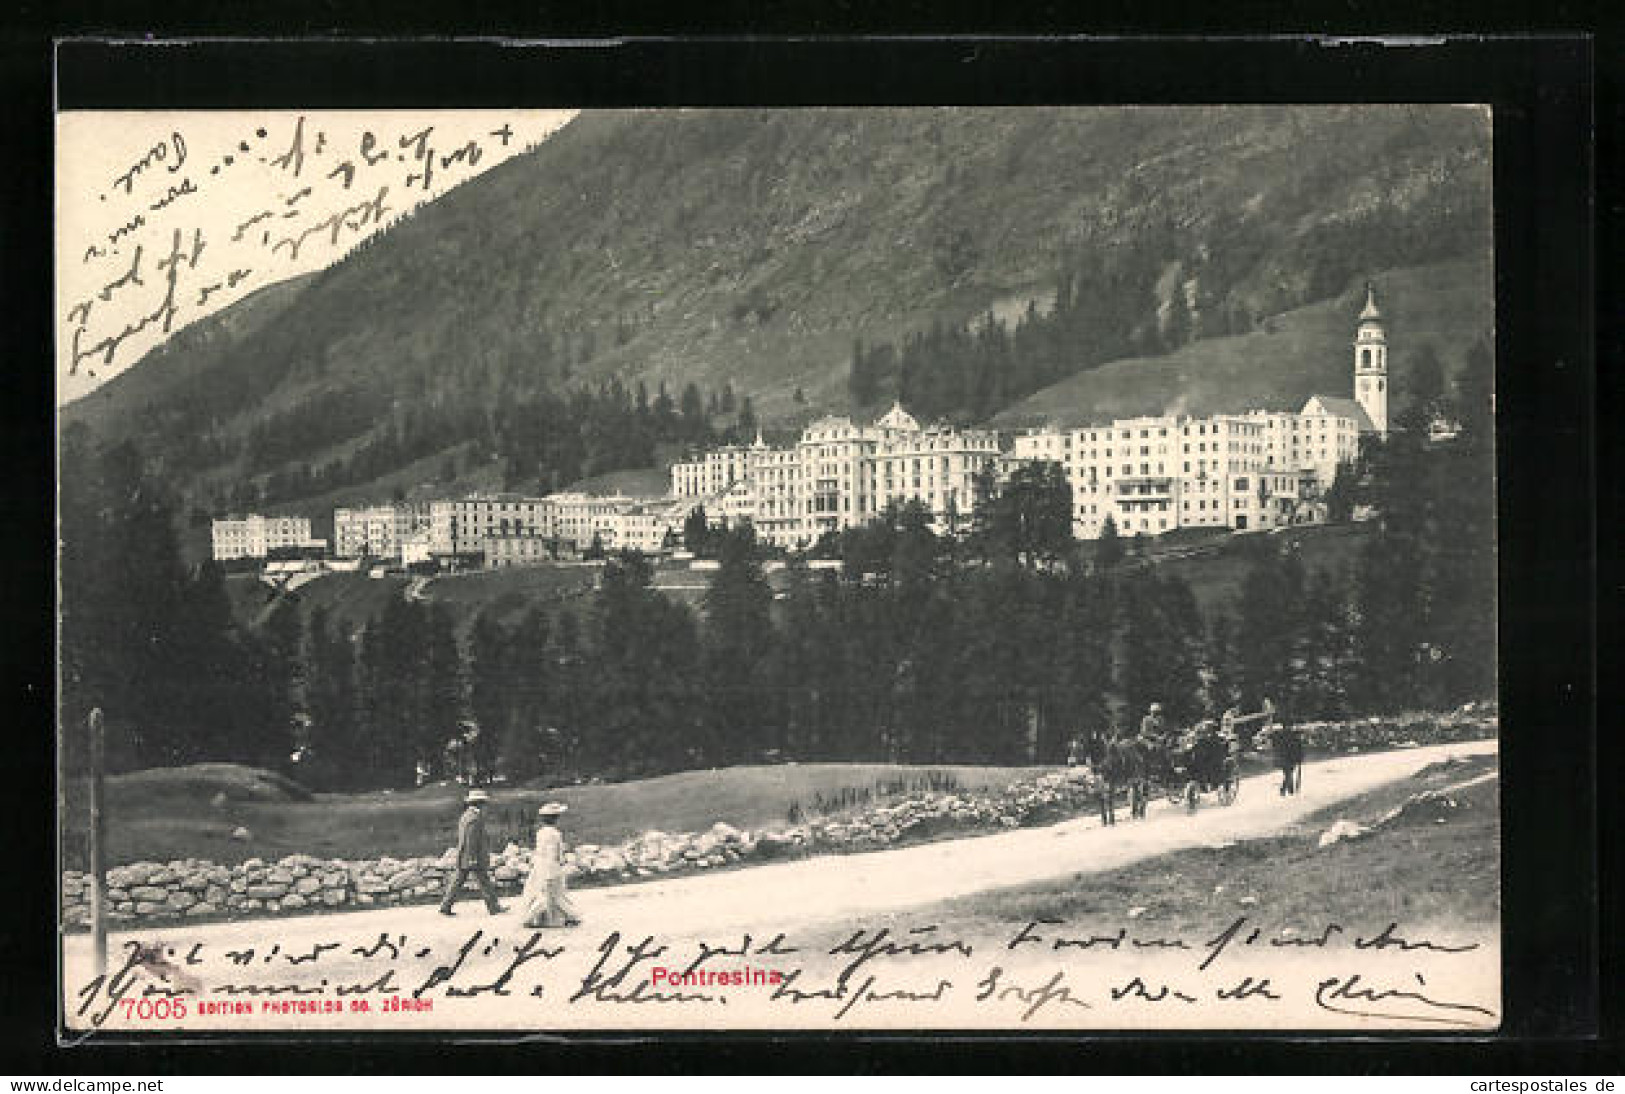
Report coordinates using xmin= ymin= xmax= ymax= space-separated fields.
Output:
xmin=63 ymin=740 xmax=1495 ymax=960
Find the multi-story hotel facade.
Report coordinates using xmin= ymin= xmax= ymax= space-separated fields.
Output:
xmin=431 ymin=495 xmax=557 ymax=556
xmin=1009 ymin=288 xmax=1385 ymax=539
xmin=333 ymin=504 xmax=429 ymax=559
xmin=210 ymin=515 xmax=323 ymax=561
xmin=673 ymin=285 xmax=1389 ymax=546
xmin=1010 ymin=411 xmax=1329 ymax=540
xmin=671 ymin=403 xmax=1002 ymax=550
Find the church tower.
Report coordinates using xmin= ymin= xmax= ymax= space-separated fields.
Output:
xmin=1353 ymin=282 xmax=1389 ymax=437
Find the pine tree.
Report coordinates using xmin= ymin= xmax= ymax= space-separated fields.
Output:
xmin=259 ymin=597 xmax=306 ymax=766
xmin=1296 ymin=567 xmax=1355 ymax=719
xmin=679 ymin=383 xmax=706 ymax=439
xmin=468 ymin=610 xmax=514 ymax=780
xmin=848 ymin=338 xmax=879 ymax=406
xmin=1096 ymin=514 xmax=1125 ymax=569
xmin=1118 ymin=572 xmax=1205 ymax=728
xmin=683 ymin=505 xmax=712 ymax=556
xmin=1351 ymin=430 xmax=1434 ymax=710
xmin=421 ymin=604 xmax=468 ymax=777
xmin=702 ymin=525 xmax=775 ymax=763
xmin=305 ymin=606 xmax=362 ymax=789
xmin=973 ymin=461 xmax=1073 ymax=568
xmin=1234 ymin=540 xmax=1306 ymax=712
xmin=59 ymin=433 xmax=282 ymax=772
xmin=505 ymin=608 xmax=557 ymax=782
xmin=1407 ymin=343 xmax=1447 ymax=421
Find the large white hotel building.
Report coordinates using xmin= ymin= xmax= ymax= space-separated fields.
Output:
xmin=990 ymin=288 xmax=1386 ymax=538
xmin=325 ymin=492 xmax=694 ymax=565
xmin=209 ymin=514 xmax=324 ymax=561
xmin=672 ymin=403 xmax=1003 ymax=550
xmin=673 ymin=285 xmax=1390 ymax=545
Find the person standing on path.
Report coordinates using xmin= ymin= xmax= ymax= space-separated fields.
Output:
xmin=439 ymin=789 xmax=505 ymax=916
xmin=521 ymin=802 xmax=582 ymax=928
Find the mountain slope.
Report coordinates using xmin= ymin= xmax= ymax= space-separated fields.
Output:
xmin=993 ymin=253 xmax=1493 ymax=427
xmin=63 ymin=273 xmax=315 ymax=438
xmin=62 ymin=106 xmax=1491 ymax=509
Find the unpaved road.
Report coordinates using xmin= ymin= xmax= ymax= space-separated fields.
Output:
xmin=64 ymin=740 xmax=1495 ymax=956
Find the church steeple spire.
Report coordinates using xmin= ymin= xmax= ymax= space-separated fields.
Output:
xmin=1353 ymin=282 xmax=1388 ymax=437
xmin=1359 ymin=281 xmax=1381 ymax=321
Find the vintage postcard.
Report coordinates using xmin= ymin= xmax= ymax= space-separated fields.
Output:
xmin=57 ymin=103 xmax=1499 ymax=1033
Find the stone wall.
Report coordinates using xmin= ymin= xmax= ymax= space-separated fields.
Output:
xmin=60 ymin=707 xmax=1495 ymax=931
xmin=1281 ymin=702 xmax=1497 ymax=753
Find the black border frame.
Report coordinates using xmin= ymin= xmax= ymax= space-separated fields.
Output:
xmin=3 ymin=30 xmax=1607 ymax=1074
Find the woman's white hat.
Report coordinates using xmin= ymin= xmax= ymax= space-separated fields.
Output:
xmin=466 ymin=789 xmax=491 ymax=804
xmin=537 ymin=802 xmax=568 ymax=816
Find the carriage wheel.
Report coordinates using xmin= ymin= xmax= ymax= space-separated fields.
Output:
xmin=1166 ymin=782 xmax=1186 ymax=806
xmin=1217 ymin=774 xmax=1238 ymax=806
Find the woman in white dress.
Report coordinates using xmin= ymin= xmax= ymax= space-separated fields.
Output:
xmin=521 ymin=802 xmax=582 ymax=929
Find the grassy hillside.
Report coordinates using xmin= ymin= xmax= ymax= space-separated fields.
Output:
xmin=564 ymin=467 xmax=673 ymax=497
xmin=62 ymin=106 xmax=1490 ymax=516
xmin=1151 ymin=522 xmax=1372 ymax=619
xmin=994 ymin=254 xmax=1493 ymax=427
xmin=61 ymin=760 xmax=1046 ymax=869
xmin=227 ymin=565 xmax=603 ymax=635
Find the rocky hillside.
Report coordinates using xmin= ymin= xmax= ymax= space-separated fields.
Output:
xmin=62 ymin=106 xmax=1491 ymax=510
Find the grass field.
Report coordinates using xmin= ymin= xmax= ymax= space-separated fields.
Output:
xmin=227 ymin=564 xmax=604 ymax=635
xmin=563 ymin=467 xmax=674 ymax=498
xmin=60 ymin=761 xmax=1048 ymax=871
xmin=993 ymin=253 xmax=1493 ymax=429
xmin=1144 ymin=520 xmax=1370 ymax=616
xmin=892 ymin=752 xmax=1499 ymax=939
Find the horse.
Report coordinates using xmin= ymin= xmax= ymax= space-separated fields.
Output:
xmin=1271 ymin=725 xmax=1305 ymax=796
xmin=1090 ymin=732 xmax=1158 ymax=824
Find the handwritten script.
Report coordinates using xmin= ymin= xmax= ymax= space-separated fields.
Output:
xmin=65 ymin=915 xmax=1498 ymax=1031
xmin=58 ymin=112 xmax=568 ymax=402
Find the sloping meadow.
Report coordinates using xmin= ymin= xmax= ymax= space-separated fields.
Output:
xmin=60 ymin=706 xmax=1495 ymax=929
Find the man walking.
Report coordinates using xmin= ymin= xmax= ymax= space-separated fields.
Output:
xmin=439 ymin=789 xmax=505 ymax=916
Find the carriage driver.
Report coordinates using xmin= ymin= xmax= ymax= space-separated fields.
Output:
xmin=1139 ymin=702 xmax=1168 ymax=744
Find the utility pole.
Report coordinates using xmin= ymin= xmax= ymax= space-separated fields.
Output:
xmin=87 ymin=707 xmax=106 ymax=981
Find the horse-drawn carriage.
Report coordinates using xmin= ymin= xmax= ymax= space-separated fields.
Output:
xmin=1158 ymin=726 xmax=1240 ymax=811
xmin=1082 ymin=707 xmax=1268 ymax=823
